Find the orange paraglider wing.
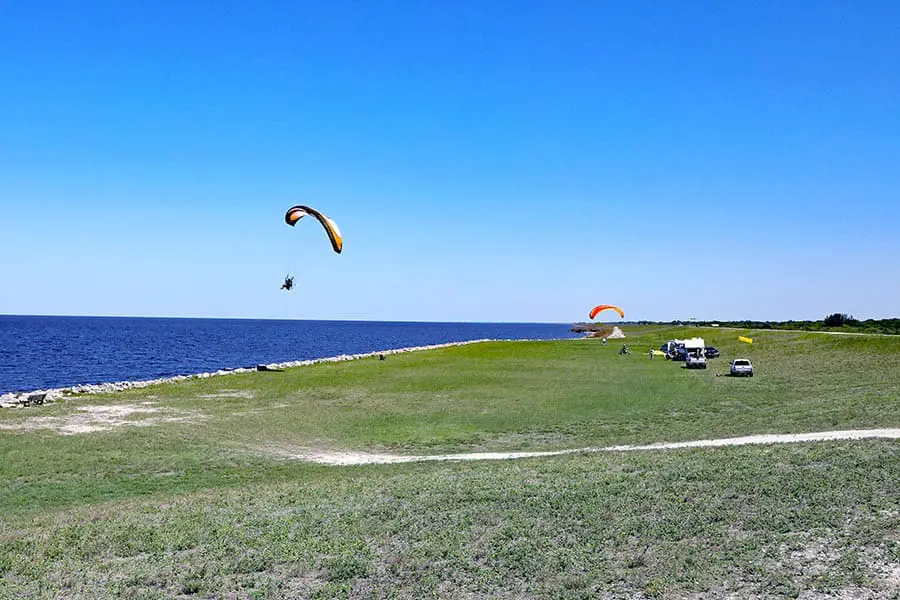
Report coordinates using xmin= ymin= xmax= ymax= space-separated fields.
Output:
xmin=589 ymin=304 xmax=625 ymax=320
xmin=284 ymin=205 xmax=343 ymax=254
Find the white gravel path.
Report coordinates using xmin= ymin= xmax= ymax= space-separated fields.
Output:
xmin=289 ymin=428 xmax=900 ymax=466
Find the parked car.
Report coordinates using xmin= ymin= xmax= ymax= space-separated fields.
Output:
xmin=704 ymin=346 xmax=720 ymax=359
xmin=666 ymin=346 xmax=689 ymax=361
xmin=685 ymin=351 xmax=707 ymax=369
xmin=730 ymin=358 xmax=754 ymax=377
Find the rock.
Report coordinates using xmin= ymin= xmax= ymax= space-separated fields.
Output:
xmin=607 ymin=326 xmax=626 ymax=339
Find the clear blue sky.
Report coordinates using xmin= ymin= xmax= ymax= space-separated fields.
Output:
xmin=2 ymin=1 xmax=898 ymax=322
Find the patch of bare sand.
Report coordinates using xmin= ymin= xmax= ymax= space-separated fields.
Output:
xmin=277 ymin=429 xmax=900 ymax=466
xmin=0 ymin=403 xmax=200 ymax=435
xmin=766 ymin=535 xmax=900 ymax=599
xmin=229 ymin=403 xmax=289 ymax=418
xmin=198 ymin=390 xmax=255 ymax=399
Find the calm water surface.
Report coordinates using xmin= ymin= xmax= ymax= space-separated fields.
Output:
xmin=0 ymin=316 xmax=577 ymax=394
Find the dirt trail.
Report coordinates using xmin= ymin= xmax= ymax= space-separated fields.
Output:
xmin=289 ymin=428 xmax=900 ymax=466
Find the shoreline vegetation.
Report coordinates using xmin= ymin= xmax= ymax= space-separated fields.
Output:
xmin=0 ymin=338 xmax=550 ymax=407
xmin=6 ymin=319 xmax=898 ymax=403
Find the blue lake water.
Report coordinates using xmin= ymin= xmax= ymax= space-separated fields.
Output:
xmin=0 ymin=316 xmax=577 ymax=394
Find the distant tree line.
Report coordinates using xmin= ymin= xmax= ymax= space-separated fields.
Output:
xmin=638 ymin=314 xmax=900 ymax=335
xmin=575 ymin=314 xmax=900 ymax=335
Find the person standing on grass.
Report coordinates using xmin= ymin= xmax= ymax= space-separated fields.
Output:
xmin=649 ymin=347 xmax=654 ymax=360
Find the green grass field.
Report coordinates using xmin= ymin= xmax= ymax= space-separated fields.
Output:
xmin=1 ymin=327 xmax=898 ymax=598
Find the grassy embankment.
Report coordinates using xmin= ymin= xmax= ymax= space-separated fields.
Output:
xmin=1 ymin=327 xmax=898 ymax=598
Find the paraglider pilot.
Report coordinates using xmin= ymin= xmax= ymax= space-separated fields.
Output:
xmin=281 ymin=275 xmax=294 ymax=291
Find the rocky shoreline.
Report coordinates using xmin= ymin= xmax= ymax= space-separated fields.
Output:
xmin=0 ymin=338 xmax=551 ymax=409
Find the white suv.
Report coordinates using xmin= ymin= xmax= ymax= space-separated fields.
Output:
xmin=730 ymin=359 xmax=754 ymax=377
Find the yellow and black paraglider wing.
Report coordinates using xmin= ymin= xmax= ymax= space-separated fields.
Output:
xmin=284 ymin=205 xmax=343 ymax=254
xmin=589 ymin=304 xmax=625 ymax=320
